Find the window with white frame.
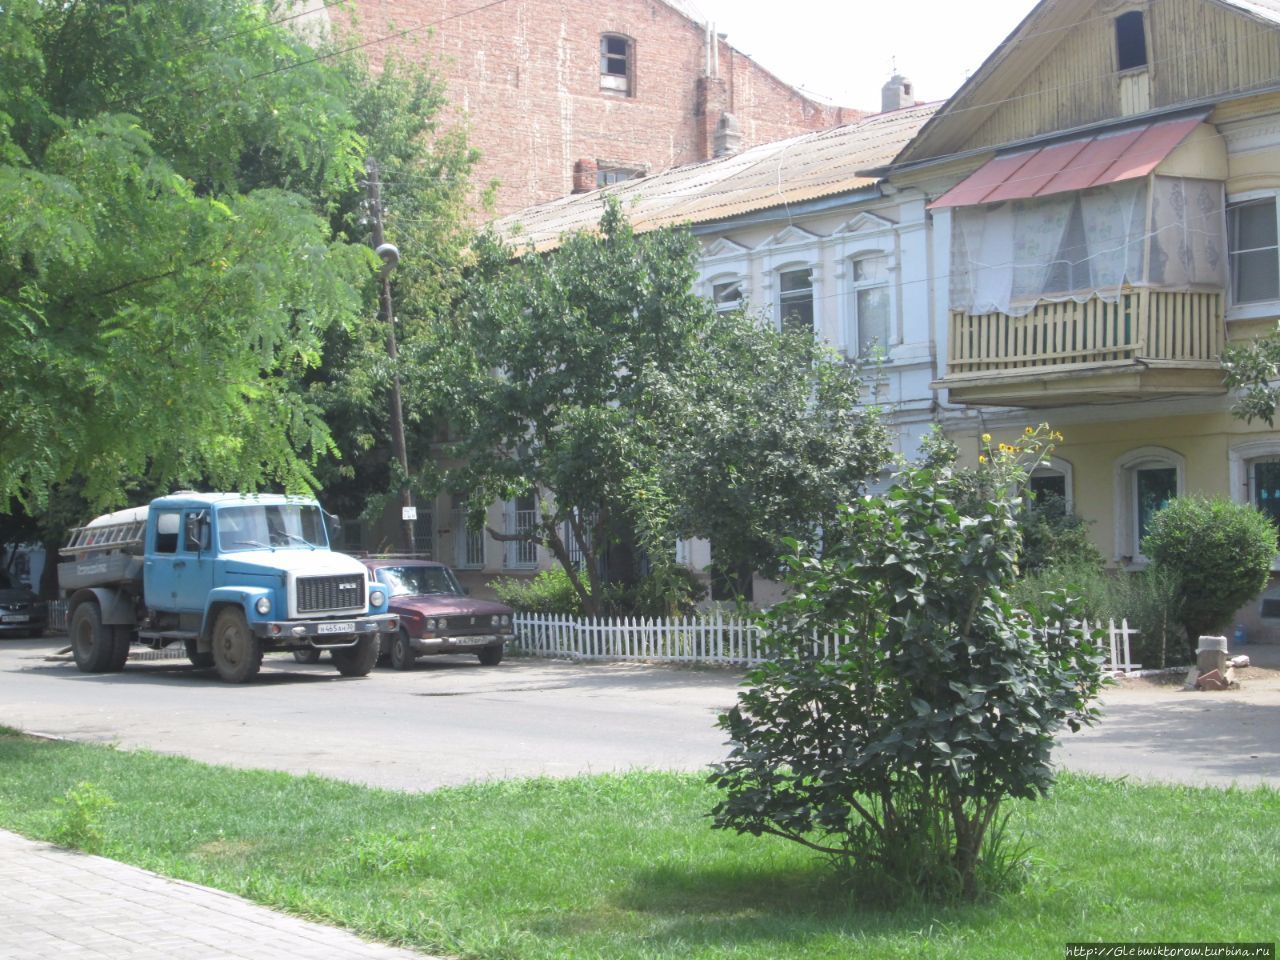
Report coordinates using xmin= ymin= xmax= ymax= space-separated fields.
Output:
xmin=778 ymin=268 xmax=814 ymax=334
xmin=600 ymin=34 xmax=634 ymax=96
xmin=1229 ymin=441 xmax=1280 ymax=564
xmin=1029 ymin=469 xmax=1067 ymax=505
xmin=712 ymin=279 xmax=744 ymax=314
xmin=505 ymin=492 xmax=538 ymax=568
xmin=1228 ymin=196 xmax=1279 ymax=305
xmin=849 ymin=254 xmax=891 ymax=357
xmin=451 ymin=494 xmax=485 ymax=569
xmin=1114 ymin=448 xmax=1182 ymax=560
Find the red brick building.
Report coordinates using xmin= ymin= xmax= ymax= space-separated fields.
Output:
xmin=330 ymin=0 xmax=864 ymax=215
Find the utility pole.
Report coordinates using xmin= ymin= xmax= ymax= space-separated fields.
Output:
xmin=366 ymin=157 xmax=417 ymax=554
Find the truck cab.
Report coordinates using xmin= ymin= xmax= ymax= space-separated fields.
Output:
xmin=60 ymin=493 xmax=397 ymax=682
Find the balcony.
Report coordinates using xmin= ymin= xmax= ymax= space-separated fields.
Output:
xmin=934 ymin=289 xmax=1227 ymax=407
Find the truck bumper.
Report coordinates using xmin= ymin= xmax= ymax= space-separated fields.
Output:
xmin=255 ymin=614 xmax=398 ymax=648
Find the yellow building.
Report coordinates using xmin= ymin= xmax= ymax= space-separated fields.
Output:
xmin=881 ymin=0 xmax=1280 ymax=631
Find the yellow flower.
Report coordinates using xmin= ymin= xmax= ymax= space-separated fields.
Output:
xmin=1024 ymin=426 xmax=1034 ymax=435
xmin=981 ymin=433 xmax=991 ymax=443
xmin=978 ymin=455 xmax=987 ymax=464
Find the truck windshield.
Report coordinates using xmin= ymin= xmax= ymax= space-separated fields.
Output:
xmin=378 ymin=566 xmax=463 ymax=597
xmin=217 ymin=504 xmax=327 ymax=551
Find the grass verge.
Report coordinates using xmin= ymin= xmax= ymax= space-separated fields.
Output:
xmin=0 ymin=728 xmax=1276 ymax=959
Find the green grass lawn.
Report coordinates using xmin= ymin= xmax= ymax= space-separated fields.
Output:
xmin=0 ymin=729 xmax=1276 ymax=959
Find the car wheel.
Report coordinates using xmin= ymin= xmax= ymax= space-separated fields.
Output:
xmin=69 ymin=601 xmax=116 ymax=673
xmin=292 ymin=648 xmax=322 ymax=664
xmin=211 ymin=607 xmax=263 ymax=683
xmin=477 ymin=644 xmax=504 ymax=667
xmin=185 ymin=638 xmax=214 ymax=669
xmin=331 ymin=634 xmax=379 ymax=677
xmin=389 ymin=628 xmax=416 ymax=671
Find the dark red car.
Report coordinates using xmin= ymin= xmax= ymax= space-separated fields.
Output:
xmin=362 ymin=558 xmax=514 ymax=669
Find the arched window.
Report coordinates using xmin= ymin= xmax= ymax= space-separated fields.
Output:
xmin=1113 ymin=447 xmax=1185 ymax=562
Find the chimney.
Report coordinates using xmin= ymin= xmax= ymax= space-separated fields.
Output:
xmin=881 ymin=73 xmax=914 ymax=113
xmin=572 ymin=158 xmax=598 ymax=193
xmin=714 ymin=113 xmax=741 ymax=158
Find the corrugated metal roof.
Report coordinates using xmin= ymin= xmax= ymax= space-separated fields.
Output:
xmin=493 ymin=103 xmax=939 ymax=253
xmin=928 ymin=114 xmax=1204 ymax=208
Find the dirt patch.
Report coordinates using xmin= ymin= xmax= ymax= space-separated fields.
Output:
xmin=1106 ymin=645 xmax=1280 ymax=702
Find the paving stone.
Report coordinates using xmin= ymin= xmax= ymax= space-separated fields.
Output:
xmin=0 ymin=831 xmax=437 ymax=960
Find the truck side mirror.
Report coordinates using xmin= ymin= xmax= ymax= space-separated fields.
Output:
xmin=324 ymin=511 xmax=342 ymax=547
xmin=185 ymin=511 xmax=210 ymax=553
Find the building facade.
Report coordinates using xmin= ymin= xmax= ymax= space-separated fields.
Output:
xmin=323 ymin=0 xmax=863 ymax=215
xmin=884 ymin=0 xmax=1280 ymax=632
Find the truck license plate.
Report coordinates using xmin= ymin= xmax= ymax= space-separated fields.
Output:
xmin=1 ymin=615 xmax=29 ymax=623
xmin=317 ymin=622 xmax=355 ymax=635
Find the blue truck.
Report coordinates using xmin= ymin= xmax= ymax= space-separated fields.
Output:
xmin=58 ymin=492 xmax=397 ymax=682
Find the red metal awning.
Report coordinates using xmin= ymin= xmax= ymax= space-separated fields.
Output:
xmin=928 ymin=115 xmax=1205 ymax=209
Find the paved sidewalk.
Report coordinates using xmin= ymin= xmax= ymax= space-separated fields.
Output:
xmin=0 ymin=830 xmax=437 ymax=960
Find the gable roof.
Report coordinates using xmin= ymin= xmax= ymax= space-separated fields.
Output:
xmin=493 ymin=103 xmax=939 ymax=253
xmin=890 ymin=0 xmax=1280 ymax=170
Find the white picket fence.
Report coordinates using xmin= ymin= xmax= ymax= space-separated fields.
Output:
xmin=512 ymin=612 xmax=1141 ymax=673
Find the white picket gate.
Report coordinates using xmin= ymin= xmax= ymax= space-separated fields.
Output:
xmin=512 ymin=612 xmax=1141 ymax=673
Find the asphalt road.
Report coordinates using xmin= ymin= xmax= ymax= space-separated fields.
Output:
xmin=2 ymin=638 xmax=1278 ymax=790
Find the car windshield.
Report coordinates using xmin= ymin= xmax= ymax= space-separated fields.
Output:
xmin=379 ymin=565 xmax=463 ymax=598
xmin=217 ymin=504 xmax=327 ymax=551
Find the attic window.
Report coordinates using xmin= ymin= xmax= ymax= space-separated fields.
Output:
xmin=1115 ymin=11 xmax=1148 ymax=71
xmin=600 ymin=34 xmax=634 ymax=96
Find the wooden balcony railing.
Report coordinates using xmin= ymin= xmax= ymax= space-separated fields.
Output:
xmin=947 ymin=289 xmax=1224 ymax=374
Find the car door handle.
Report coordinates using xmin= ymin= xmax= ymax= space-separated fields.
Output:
xmin=173 ymin=560 xmax=186 ymax=569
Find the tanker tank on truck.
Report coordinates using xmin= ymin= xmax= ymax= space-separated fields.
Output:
xmin=58 ymin=493 xmax=397 ymax=683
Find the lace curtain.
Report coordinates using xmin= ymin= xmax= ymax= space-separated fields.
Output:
xmin=950 ymin=177 xmax=1225 ymax=317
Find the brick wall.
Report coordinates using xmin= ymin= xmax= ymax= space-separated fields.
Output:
xmin=341 ymin=0 xmax=864 ymax=215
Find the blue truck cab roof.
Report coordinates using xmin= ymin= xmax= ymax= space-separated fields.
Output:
xmin=150 ymin=492 xmax=320 ymax=511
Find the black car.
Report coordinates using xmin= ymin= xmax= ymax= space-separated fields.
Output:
xmin=0 ymin=570 xmax=47 ymax=638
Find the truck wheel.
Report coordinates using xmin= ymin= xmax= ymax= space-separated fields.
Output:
xmin=69 ymin=601 xmax=121 ymax=673
xmin=211 ymin=607 xmax=263 ymax=683
xmin=331 ymin=634 xmax=379 ymax=677
xmin=477 ymin=644 xmax=504 ymax=667
xmin=292 ymin=648 xmax=321 ymax=664
xmin=106 ymin=627 xmax=132 ymax=671
xmin=389 ymin=629 xmax=416 ymax=671
xmin=185 ymin=638 xmax=214 ymax=669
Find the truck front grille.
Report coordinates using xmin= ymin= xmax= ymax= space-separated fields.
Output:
xmin=443 ymin=616 xmax=492 ymax=635
xmin=297 ymin=575 xmax=364 ymax=614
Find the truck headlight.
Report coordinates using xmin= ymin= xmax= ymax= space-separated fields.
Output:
xmin=370 ymin=590 xmax=385 ymax=608
xmin=255 ymin=596 xmax=271 ymax=615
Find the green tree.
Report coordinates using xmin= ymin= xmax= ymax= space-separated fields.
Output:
xmin=710 ymin=435 xmax=1106 ymax=901
xmin=1222 ymin=331 xmax=1280 ymax=426
xmin=0 ymin=0 xmax=382 ymax=511
xmin=452 ymin=202 xmax=888 ymax=615
xmin=1142 ymin=495 xmax=1277 ymax=653
xmin=666 ymin=311 xmax=890 ymax=590
xmin=307 ymin=52 xmax=482 ymax=530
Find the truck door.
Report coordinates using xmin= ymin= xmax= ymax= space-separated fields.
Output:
xmin=143 ymin=509 xmax=213 ymax=614
xmin=172 ymin=510 xmax=214 ymax=613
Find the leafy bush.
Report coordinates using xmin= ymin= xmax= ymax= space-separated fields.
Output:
xmin=1011 ymin=561 xmax=1186 ymax=668
xmin=1018 ymin=493 xmax=1103 ymax=575
xmin=490 ymin=568 xmax=584 ymax=615
xmin=710 ymin=439 xmax=1106 ymax=902
xmin=52 ymin=781 xmax=115 ymax=854
xmin=1142 ymin=496 xmax=1277 ymax=653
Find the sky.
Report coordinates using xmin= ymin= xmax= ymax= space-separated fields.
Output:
xmin=672 ymin=0 xmax=1039 ymax=111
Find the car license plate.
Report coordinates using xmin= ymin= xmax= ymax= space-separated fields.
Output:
xmin=317 ymin=622 xmax=355 ymax=635
xmin=1 ymin=615 xmax=29 ymax=623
